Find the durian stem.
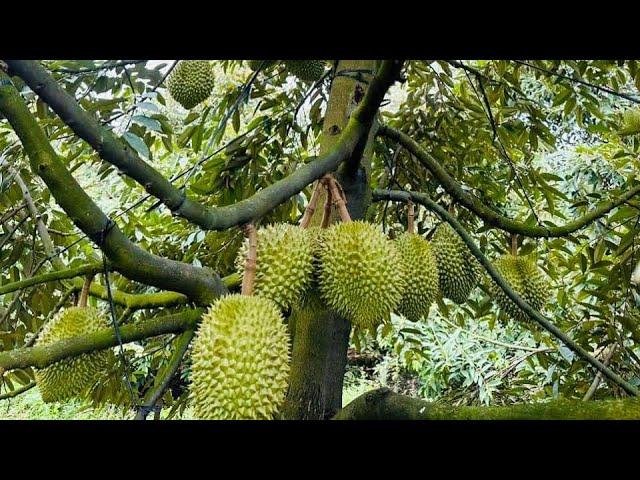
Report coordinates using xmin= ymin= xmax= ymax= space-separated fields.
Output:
xmin=300 ymin=182 xmax=324 ymax=229
xmin=241 ymin=224 xmax=258 ymax=296
xmin=321 ymin=183 xmax=333 ymax=228
xmin=511 ymin=234 xmax=518 ymax=256
xmin=324 ymin=174 xmax=351 ymax=223
xmin=407 ymin=199 xmax=415 ymax=234
xmin=77 ymin=274 xmax=95 ymax=308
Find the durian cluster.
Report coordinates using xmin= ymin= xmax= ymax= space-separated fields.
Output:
xmin=490 ymin=254 xmax=549 ymax=322
xmin=167 ymin=60 xmax=215 ymax=110
xmin=34 ymin=307 xmax=115 ymax=403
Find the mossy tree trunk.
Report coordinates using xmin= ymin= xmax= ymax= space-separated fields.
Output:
xmin=281 ymin=60 xmax=378 ymax=420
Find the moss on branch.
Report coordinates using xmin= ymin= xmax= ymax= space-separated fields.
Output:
xmin=373 ymin=189 xmax=639 ymax=397
xmin=7 ymin=60 xmax=401 ymax=231
xmin=379 ymin=125 xmax=640 ymax=238
xmin=334 ymin=388 xmax=640 ymax=420
xmin=0 ymin=73 xmax=227 ymax=305
xmin=0 ymin=310 xmax=202 ymax=371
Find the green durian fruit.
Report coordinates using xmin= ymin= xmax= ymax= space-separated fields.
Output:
xmin=283 ymin=60 xmax=326 ymax=82
xmin=432 ymin=222 xmax=482 ymax=303
xmin=619 ymin=108 xmax=640 ymax=135
xmin=395 ymin=232 xmax=440 ymax=322
xmin=247 ymin=60 xmax=276 ymax=71
xmin=235 ymin=223 xmax=314 ymax=310
xmin=167 ymin=60 xmax=214 ymax=109
xmin=490 ymin=254 xmax=549 ymax=322
xmin=189 ymin=294 xmax=290 ymax=420
xmin=34 ymin=307 xmax=114 ymax=403
xmin=317 ymin=221 xmax=407 ymax=329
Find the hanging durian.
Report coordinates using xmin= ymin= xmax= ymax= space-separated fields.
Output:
xmin=34 ymin=307 xmax=114 ymax=403
xmin=235 ymin=223 xmax=314 ymax=310
xmin=189 ymin=294 xmax=290 ymax=420
xmin=317 ymin=221 xmax=407 ymax=329
xmin=395 ymin=232 xmax=440 ymax=322
xmin=283 ymin=60 xmax=326 ymax=82
xmin=167 ymin=60 xmax=214 ymax=110
xmin=432 ymin=222 xmax=481 ymax=303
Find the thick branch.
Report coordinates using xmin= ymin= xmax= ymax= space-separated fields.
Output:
xmin=334 ymin=388 xmax=640 ymax=420
xmin=379 ymin=125 xmax=640 ymax=238
xmin=373 ymin=189 xmax=640 ymax=397
xmin=0 ymin=74 xmax=227 ymax=305
xmin=0 ymin=310 xmax=201 ymax=371
xmin=6 ymin=59 xmax=401 ymax=231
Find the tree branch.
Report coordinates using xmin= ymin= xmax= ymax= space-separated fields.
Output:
xmin=372 ymin=189 xmax=640 ymax=397
xmin=0 ymin=262 xmax=103 ymax=296
xmin=0 ymin=73 xmax=227 ymax=305
xmin=0 ymin=309 xmax=201 ymax=372
xmin=334 ymin=388 xmax=640 ymax=420
xmin=0 ymin=381 xmax=35 ymax=400
xmin=378 ymin=125 xmax=640 ymax=238
xmin=5 ymin=59 xmax=401 ymax=231
xmin=134 ymin=329 xmax=195 ymax=420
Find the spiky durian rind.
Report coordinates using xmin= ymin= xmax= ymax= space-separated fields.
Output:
xmin=317 ymin=221 xmax=407 ymax=329
xmin=283 ymin=60 xmax=326 ymax=82
xmin=247 ymin=60 xmax=276 ymax=71
xmin=235 ymin=224 xmax=314 ymax=310
xmin=189 ymin=294 xmax=290 ymax=420
xmin=34 ymin=307 xmax=114 ymax=403
xmin=167 ymin=60 xmax=214 ymax=110
xmin=490 ymin=254 xmax=549 ymax=322
xmin=432 ymin=222 xmax=482 ymax=303
xmin=395 ymin=233 xmax=440 ymax=322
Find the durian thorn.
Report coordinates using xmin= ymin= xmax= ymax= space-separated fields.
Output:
xmin=511 ymin=233 xmax=518 ymax=256
xmin=407 ymin=199 xmax=415 ymax=234
xmin=241 ymin=223 xmax=258 ymax=296
xmin=323 ymin=174 xmax=351 ymax=223
xmin=299 ymin=181 xmax=323 ymax=229
xmin=77 ymin=274 xmax=95 ymax=308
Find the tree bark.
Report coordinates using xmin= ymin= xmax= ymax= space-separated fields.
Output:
xmin=282 ymin=60 xmax=379 ymax=419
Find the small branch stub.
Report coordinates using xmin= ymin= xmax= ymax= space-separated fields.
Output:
xmin=241 ymin=224 xmax=258 ymax=296
xmin=407 ymin=199 xmax=415 ymax=234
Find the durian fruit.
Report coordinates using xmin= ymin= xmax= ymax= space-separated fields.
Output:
xmin=189 ymin=294 xmax=290 ymax=420
xmin=619 ymin=108 xmax=640 ymax=135
xmin=167 ymin=60 xmax=214 ymax=110
xmin=34 ymin=307 xmax=114 ymax=403
xmin=317 ymin=221 xmax=407 ymax=329
xmin=490 ymin=254 xmax=549 ymax=322
xmin=247 ymin=60 xmax=276 ymax=71
xmin=395 ymin=233 xmax=440 ymax=322
xmin=235 ymin=223 xmax=314 ymax=310
xmin=283 ymin=60 xmax=326 ymax=82
xmin=431 ymin=222 xmax=482 ymax=303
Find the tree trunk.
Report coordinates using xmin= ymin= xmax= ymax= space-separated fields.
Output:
xmin=281 ymin=60 xmax=378 ymax=419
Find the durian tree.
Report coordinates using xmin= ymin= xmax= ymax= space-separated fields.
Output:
xmin=2 ymin=59 xmax=640 ymax=419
